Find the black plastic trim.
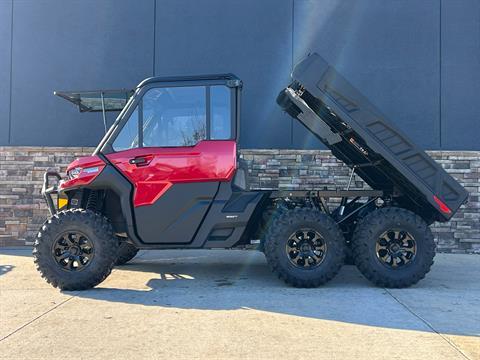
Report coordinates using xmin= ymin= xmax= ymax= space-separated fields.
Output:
xmin=86 ymin=164 xmax=143 ymax=247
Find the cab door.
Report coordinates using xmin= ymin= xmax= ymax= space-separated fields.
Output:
xmin=106 ymin=84 xmax=236 ymax=244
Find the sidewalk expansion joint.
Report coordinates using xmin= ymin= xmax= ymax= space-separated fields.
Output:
xmin=384 ymin=288 xmax=471 ymax=360
xmin=0 ymin=295 xmax=75 ymax=343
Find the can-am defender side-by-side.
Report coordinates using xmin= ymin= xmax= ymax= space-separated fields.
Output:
xmin=34 ymin=54 xmax=468 ymax=290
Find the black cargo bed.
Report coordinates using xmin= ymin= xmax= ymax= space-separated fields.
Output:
xmin=277 ymin=53 xmax=468 ymax=222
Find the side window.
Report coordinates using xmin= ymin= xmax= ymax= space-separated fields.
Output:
xmin=143 ymin=87 xmax=206 ymax=147
xmin=112 ymin=107 xmax=139 ymax=151
xmin=112 ymin=84 xmax=233 ymax=151
xmin=210 ymin=86 xmax=232 ymax=140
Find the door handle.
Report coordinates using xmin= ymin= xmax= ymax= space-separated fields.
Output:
xmin=129 ymin=156 xmax=151 ymax=166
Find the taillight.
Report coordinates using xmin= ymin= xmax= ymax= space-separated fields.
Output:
xmin=433 ymin=195 xmax=452 ymax=215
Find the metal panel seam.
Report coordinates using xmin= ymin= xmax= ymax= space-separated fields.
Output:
xmin=7 ymin=0 xmax=13 ymax=144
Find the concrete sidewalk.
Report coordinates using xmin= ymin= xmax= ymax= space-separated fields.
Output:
xmin=0 ymin=249 xmax=479 ymax=359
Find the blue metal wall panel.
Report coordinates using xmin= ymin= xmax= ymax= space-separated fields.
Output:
xmin=9 ymin=0 xmax=155 ymax=146
xmin=441 ymin=0 xmax=480 ymax=150
xmin=154 ymin=0 xmax=293 ymax=149
xmin=293 ymin=0 xmax=441 ymax=150
xmin=0 ymin=0 xmax=11 ymax=145
xmin=0 ymin=0 xmax=478 ymax=150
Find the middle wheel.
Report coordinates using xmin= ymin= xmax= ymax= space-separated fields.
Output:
xmin=264 ymin=208 xmax=346 ymax=287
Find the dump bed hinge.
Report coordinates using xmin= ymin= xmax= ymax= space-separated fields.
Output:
xmin=285 ymin=88 xmax=342 ymax=145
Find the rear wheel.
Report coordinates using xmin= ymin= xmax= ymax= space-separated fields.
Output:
xmin=115 ymin=241 xmax=139 ymax=266
xmin=352 ymin=207 xmax=435 ymax=288
xmin=33 ymin=209 xmax=119 ymax=290
xmin=264 ymin=208 xmax=345 ymax=287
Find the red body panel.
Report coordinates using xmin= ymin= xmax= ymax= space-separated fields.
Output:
xmin=59 ymin=155 xmax=105 ymax=191
xmin=106 ymin=140 xmax=236 ymax=207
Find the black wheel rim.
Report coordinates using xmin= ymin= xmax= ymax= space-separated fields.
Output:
xmin=52 ymin=231 xmax=95 ymax=271
xmin=375 ymin=229 xmax=416 ymax=269
xmin=286 ymin=229 xmax=327 ymax=269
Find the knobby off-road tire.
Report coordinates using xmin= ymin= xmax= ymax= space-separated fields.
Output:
xmin=33 ymin=209 xmax=119 ymax=290
xmin=115 ymin=241 xmax=139 ymax=266
xmin=352 ymin=207 xmax=435 ymax=288
xmin=264 ymin=208 xmax=346 ymax=288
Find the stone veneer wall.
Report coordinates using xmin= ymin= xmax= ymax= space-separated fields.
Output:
xmin=0 ymin=147 xmax=95 ymax=247
xmin=0 ymin=146 xmax=478 ymax=253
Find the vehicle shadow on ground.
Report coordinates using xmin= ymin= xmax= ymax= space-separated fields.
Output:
xmin=69 ymin=251 xmax=480 ymax=337
xmin=0 ymin=264 xmax=14 ymax=276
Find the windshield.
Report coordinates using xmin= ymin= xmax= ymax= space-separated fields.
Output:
xmin=55 ymin=89 xmax=134 ymax=112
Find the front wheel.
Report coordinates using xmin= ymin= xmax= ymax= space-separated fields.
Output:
xmin=351 ymin=207 xmax=435 ymax=288
xmin=33 ymin=209 xmax=119 ymax=290
xmin=264 ymin=208 xmax=346 ymax=288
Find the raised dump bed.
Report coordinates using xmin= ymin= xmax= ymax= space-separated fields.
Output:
xmin=277 ymin=53 xmax=468 ymax=223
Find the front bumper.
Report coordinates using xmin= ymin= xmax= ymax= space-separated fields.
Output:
xmin=41 ymin=169 xmax=62 ymax=215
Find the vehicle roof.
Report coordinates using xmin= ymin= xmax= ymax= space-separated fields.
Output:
xmin=136 ymin=73 xmax=241 ymax=88
xmin=54 ymin=73 xmax=241 ymax=113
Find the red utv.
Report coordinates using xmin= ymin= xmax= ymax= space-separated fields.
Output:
xmin=34 ymin=54 xmax=468 ymax=290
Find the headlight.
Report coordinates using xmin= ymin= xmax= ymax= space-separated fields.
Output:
xmin=67 ymin=166 xmax=100 ymax=180
xmin=68 ymin=167 xmax=82 ymax=179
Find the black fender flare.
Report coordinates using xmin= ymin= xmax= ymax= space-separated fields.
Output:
xmin=87 ymin=164 xmax=143 ymax=247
